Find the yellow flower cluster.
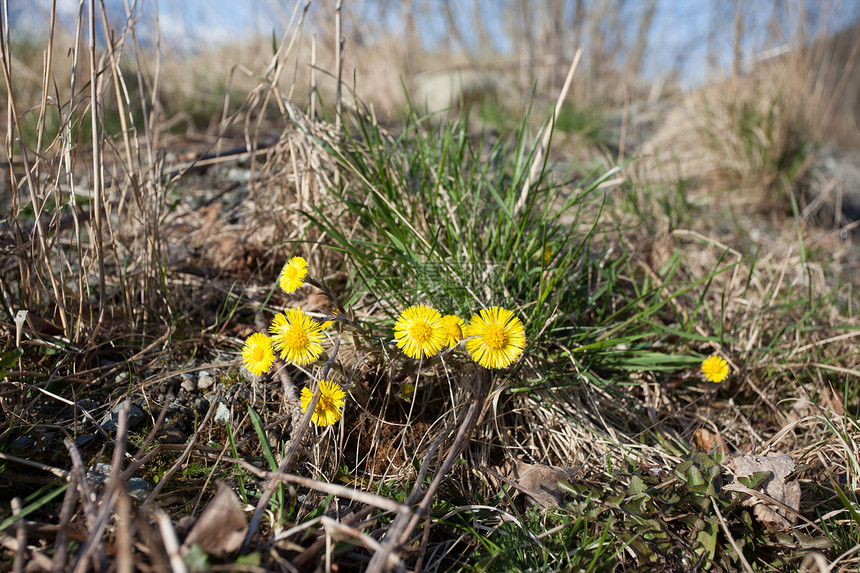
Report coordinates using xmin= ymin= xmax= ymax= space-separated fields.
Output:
xmin=240 ymin=255 xmax=345 ymax=426
xmin=242 ymin=306 xmax=328 ymax=374
xmin=394 ymin=304 xmax=526 ymax=369
xmin=242 ymin=257 xmax=323 ymax=375
xmin=241 ymin=255 xmax=528 ymax=432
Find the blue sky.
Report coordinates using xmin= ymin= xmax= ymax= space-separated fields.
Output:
xmin=15 ymin=0 xmax=860 ymax=87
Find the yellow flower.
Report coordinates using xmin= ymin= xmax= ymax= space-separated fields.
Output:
xmin=300 ymin=380 xmax=346 ymax=427
xmin=464 ymin=306 xmax=526 ymax=369
xmin=440 ymin=315 xmax=465 ymax=347
xmin=269 ymin=307 xmax=325 ymax=366
xmin=701 ymin=355 xmax=729 ymax=383
xmin=241 ymin=333 xmax=275 ymax=376
xmin=543 ymin=245 xmax=553 ymax=264
xmin=394 ymin=305 xmax=446 ymax=359
xmin=279 ymin=256 xmax=308 ymax=293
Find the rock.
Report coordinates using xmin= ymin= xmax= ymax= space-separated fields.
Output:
xmin=100 ymin=402 xmax=146 ymax=432
xmin=75 ymin=434 xmax=95 ymax=449
xmin=127 ymin=477 xmax=152 ymax=500
xmin=194 ymin=397 xmax=211 ymax=417
xmin=180 ymin=373 xmax=196 ymax=393
xmin=12 ymin=436 xmax=35 ymax=451
xmin=214 ymin=402 xmax=231 ymax=426
xmin=87 ymin=462 xmax=112 ymax=487
xmin=197 ymin=373 xmax=214 ymax=391
xmin=159 ymin=425 xmax=186 ymax=444
xmin=76 ymin=399 xmax=99 ymax=411
xmin=87 ymin=462 xmax=151 ymax=499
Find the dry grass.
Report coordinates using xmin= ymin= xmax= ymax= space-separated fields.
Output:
xmin=2 ymin=1 xmax=860 ymax=571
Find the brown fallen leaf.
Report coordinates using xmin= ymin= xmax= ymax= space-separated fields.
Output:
xmin=820 ymin=384 xmax=844 ymax=416
xmin=693 ymin=427 xmax=729 ymax=458
xmin=182 ymin=481 xmax=248 ymax=557
xmin=725 ymin=453 xmax=800 ymax=529
xmin=493 ymin=459 xmax=582 ymax=509
xmin=787 ymin=394 xmax=812 ymax=423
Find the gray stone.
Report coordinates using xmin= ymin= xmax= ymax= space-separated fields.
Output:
xmin=127 ymin=477 xmax=152 ymax=499
xmin=197 ymin=373 xmax=214 ymax=391
xmin=87 ymin=462 xmax=151 ymax=499
xmin=214 ymin=402 xmax=231 ymax=426
xmin=87 ymin=462 xmax=112 ymax=487
xmin=159 ymin=425 xmax=186 ymax=444
xmin=180 ymin=373 xmax=196 ymax=393
xmin=194 ymin=397 xmax=211 ymax=416
xmin=13 ymin=436 xmax=35 ymax=451
xmin=75 ymin=434 xmax=94 ymax=449
xmin=100 ymin=402 xmax=146 ymax=432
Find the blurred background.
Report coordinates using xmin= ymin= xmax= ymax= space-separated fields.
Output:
xmin=9 ymin=0 xmax=860 ymax=140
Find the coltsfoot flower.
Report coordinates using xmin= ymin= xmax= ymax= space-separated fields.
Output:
xmin=440 ymin=315 xmax=465 ymax=347
xmin=279 ymin=256 xmax=308 ymax=293
xmin=464 ymin=306 xmax=526 ymax=369
xmin=701 ymin=355 xmax=729 ymax=383
xmin=242 ymin=333 xmax=275 ymax=376
xmin=269 ymin=307 xmax=325 ymax=366
xmin=394 ymin=305 xmax=447 ymax=359
xmin=301 ymin=379 xmax=346 ymax=427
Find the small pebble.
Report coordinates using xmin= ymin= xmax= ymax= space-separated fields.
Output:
xmin=87 ymin=462 xmax=151 ymax=498
xmin=127 ymin=477 xmax=152 ymax=499
xmin=13 ymin=436 xmax=35 ymax=451
xmin=87 ymin=462 xmax=112 ymax=487
xmin=100 ymin=403 xmax=146 ymax=432
xmin=214 ymin=402 xmax=231 ymax=426
xmin=194 ymin=397 xmax=211 ymax=416
xmin=159 ymin=425 xmax=186 ymax=444
xmin=197 ymin=374 xmax=214 ymax=391
xmin=76 ymin=399 xmax=99 ymax=411
xmin=75 ymin=434 xmax=95 ymax=449
xmin=180 ymin=373 xmax=196 ymax=393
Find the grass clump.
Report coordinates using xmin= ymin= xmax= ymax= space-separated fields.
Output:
xmin=697 ymin=72 xmax=814 ymax=214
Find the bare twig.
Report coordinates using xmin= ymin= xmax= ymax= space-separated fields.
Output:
xmin=155 ymin=510 xmax=188 ymax=573
xmin=514 ymin=48 xmax=582 ymax=218
xmin=366 ymin=399 xmax=484 ymax=573
xmin=241 ymin=340 xmax=342 ymax=553
xmin=142 ymin=389 xmax=221 ymax=510
xmin=0 ymin=453 xmax=68 ymax=478
xmin=51 ymin=470 xmax=78 ymax=573
xmin=72 ymin=401 xmax=131 ymax=573
xmin=11 ymin=498 xmax=24 ymax=573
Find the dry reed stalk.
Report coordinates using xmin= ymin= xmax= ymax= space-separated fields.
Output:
xmin=86 ymin=0 xmax=107 ymax=343
xmin=334 ymin=0 xmax=343 ymax=189
xmin=141 ymin=388 xmax=221 ymax=510
xmin=514 ymin=47 xmax=582 ymax=218
xmin=366 ymin=398 xmax=484 ymax=573
xmin=241 ymin=340 xmax=342 ymax=553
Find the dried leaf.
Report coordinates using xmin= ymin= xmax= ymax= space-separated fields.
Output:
xmin=725 ymin=453 xmax=800 ymax=529
xmin=496 ymin=459 xmax=582 ymax=509
xmin=787 ymin=394 xmax=812 ymax=423
xmin=693 ymin=428 xmax=729 ymax=458
xmin=182 ymin=481 xmax=248 ymax=557
xmin=820 ymin=385 xmax=844 ymax=416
